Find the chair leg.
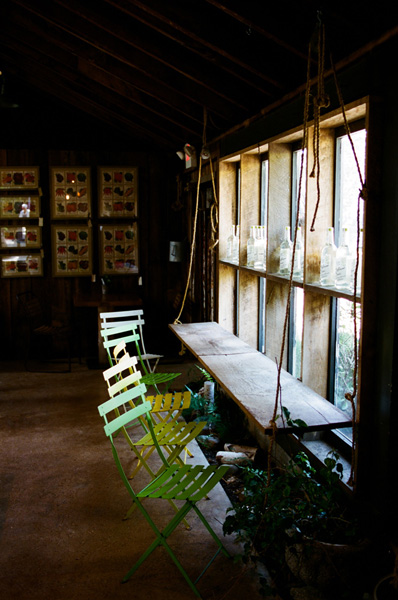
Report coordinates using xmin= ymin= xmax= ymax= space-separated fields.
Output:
xmin=122 ymin=502 xmax=202 ymax=598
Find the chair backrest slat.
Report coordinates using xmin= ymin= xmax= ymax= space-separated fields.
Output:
xmin=103 ymin=354 xmax=138 ymax=381
xmin=99 ymin=398 xmax=152 ymax=437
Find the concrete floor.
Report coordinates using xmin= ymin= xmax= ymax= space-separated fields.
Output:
xmin=0 ymin=358 xmax=266 ymax=600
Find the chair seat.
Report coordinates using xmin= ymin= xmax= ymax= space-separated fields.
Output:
xmin=135 ymin=419 xmax=205 ymax=448
xmin=138 ymin=463 xmax=229 ymax=502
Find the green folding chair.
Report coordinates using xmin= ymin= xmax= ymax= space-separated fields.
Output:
xmin=100 ymin=319 xmax=180 ymax=392
xmin=98 ymin=386 xmax=231 ymax=598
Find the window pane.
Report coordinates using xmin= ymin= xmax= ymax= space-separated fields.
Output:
xmin=291 ymin=287 xmax=304 ymax=379
xmin=258 ymin=158 xmax=268 ymax=352
xmin=335 ymin=129 xmax=366 ymax=248
xmin=334 ymin=298 xmax=361 ymax=441
xmin=288 ymin=148 xmax=306 ymax=377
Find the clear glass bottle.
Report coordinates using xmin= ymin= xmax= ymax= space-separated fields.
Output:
xmin=293 ymin=226 xmax=303 ymax=279
xmin=246 ymin=226 xmax=255 ymax=267
xmin=226 ymin=225 xmax=235 ymax=261
xmin=232 ymin=224 xmax=240 ymax=265
xmin=335 ymin=227 xmax=350 ymax=290
xmin=261 ymin=225 xmax=267 ymax=270
xmin=253 ymin=226 xmax=263 ymax=269
xmin=320 ymin=227 xmax=336 ymax=286
xmin=279 ymin=225 xmax=292 ymax=275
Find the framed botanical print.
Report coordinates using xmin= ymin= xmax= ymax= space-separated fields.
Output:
xmin=99 ymin=223 xmax=138 ymax=275
xmin=1 ymin=225 xmax=42 ymax=249
xmin=0 ymin=167 xmax=39 ymax=190
xmin=98 ymin=166 xmax=138 ymax=218
xmin=52 ymin=225 xmax=92 ymax=276
xmin=0 ymin=196 xmax=41 ymax=218
xmin=1 ymin=254 xmax=43 ymax=277
xmin=50 ymin=167 xmax=91 ymax=219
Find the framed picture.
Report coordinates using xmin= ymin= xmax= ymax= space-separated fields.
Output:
xmin=0 ymin=167 xmax=39 ymax=190
xmin=1 ymin=254 xmax=43 ymax=277
xmin=98 ymin=166 xmax=138 ymax=218
xmin=50 ymin=167 xmax=91 ymax=219
xmin=52 ymin=225 xmax=92 ymax=276
xmin=1 ymin=225 xmax=42 ymax=249
xmin=0 ymin=196 xmax=41 ymax=218
xmin=99 ymin=223 xmax=138 ymax=275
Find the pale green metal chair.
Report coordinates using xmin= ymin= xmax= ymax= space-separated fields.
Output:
xmin=100 ymin=316 xmax=180 ymax=392
xmin=98 ymin=376 xmax=230 ymax=598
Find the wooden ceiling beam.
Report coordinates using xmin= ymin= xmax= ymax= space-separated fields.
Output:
xmin=3 ymin=9 xmax=213 ymax=129
xmin=10 ymin=0 xmax=254 ymax=112
xmin=103 ymin=0 xmax=283 ymax=92
xmin=0 ymin=41 xmax=199 ymax=148
xmin=204 ymin=0 xmax=310 ymax=62
xmin=0 ymin=21 xmax=206 ymax=139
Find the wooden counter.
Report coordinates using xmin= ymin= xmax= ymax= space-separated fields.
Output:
xmin=169 ymin=321 xmax=351 ymax=434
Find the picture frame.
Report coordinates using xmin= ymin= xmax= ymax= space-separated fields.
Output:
xmin=0 ymin=167 xmax=39 ymax=190
xmin=1 ymin=254 xmax=43 ymax=277
xmin=52 ymin=224 xmax=92 ymax=277
xmin=99 ymin=222 xmax=138 ymax=275
xmin=1 ymin=225 xmax=42 ymax=249
xmin=98 ymin=166 xmax=138 ymax=218
xmin=0 ymin=196 xmax=41 ymax=219
xmin=50 ymin=167 xmax=91 ymax=219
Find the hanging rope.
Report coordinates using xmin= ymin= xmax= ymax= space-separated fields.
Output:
xmin=330 ymin=54 xmax=367 ymax=487
xmin=268 ymin=16 xmax=365 ymax=491
xmin=267 ymin=39 xmax=312 ymax=482
xmin=309 ymin=18 xmax=330 ymax=232
xmin=174 ymin=107 xmax=217 ymax=327
xmin=208 ymin=157 xmax=219 ymax=251
xmin=173 ymin=153 xmax=203 ymax=327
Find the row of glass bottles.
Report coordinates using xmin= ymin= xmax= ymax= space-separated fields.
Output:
xmin=247 ymin=225 xmax=266 ymax=270
xmin=226 ymin=224 xmax=361 ymax=293
xmin=320 ymin=226 xmax=362 ymax=291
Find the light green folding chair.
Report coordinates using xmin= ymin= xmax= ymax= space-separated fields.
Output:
xmin=100 ymin=310 xmax=181 ymax=392
xmin=98 ymin=384 xmax=231 ymax=598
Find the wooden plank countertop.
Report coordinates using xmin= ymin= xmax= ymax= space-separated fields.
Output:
xmin=169 ymin=321 xmax=352 ymax=434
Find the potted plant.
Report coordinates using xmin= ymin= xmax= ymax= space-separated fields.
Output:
xmin=223 ymin=449 xmax=370 ymax=598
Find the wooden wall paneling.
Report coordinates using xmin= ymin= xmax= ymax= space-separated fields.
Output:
xmin=305 ymin=127 xmax=335 ymax=284
xmin=238 ymin=152 xmax=261 ymax=346
xmin=238 ymin=270 xmax=259 ymax=347
xmin=264 ymin=279 xmax=289 ymax=369
xmin=239 ymin=152 xmax=261 ymax=265
xmin=301 ymin=291 xmax=331 ymax=397
xmin=265 ymin=142 xmax=292 ymax=369
xmin=218 ymin=263 xmax=237 ymax=333
xmin=302 ymin=127 xmax=335 ymax=395
xmin=218 ymin=160 xmax=237 ymax=261
xmin=267 ymin=142 xmax=292 ymax=273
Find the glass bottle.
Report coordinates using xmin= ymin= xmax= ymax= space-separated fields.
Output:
xmin=335 ymin=227 xmax=350 ymax=290
xmin=261 ymin=225 xmax=267 ymax=270
xmin=293 ymin=226 xmax=303 ymax=279
xmin=279 ymin=225 xmax=292 ymax=275
xmin=232 ymin=224 xmax=240 ymax=265
xmin=226 ymin=225 xmax=235 ymax=261
xmin=246 ymin=226 xmax=255 ymax=267
xmin=253 ymin=226 xmax=263 ymax=269
xmin=320 ymin=227 xmax=336 ymax=286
